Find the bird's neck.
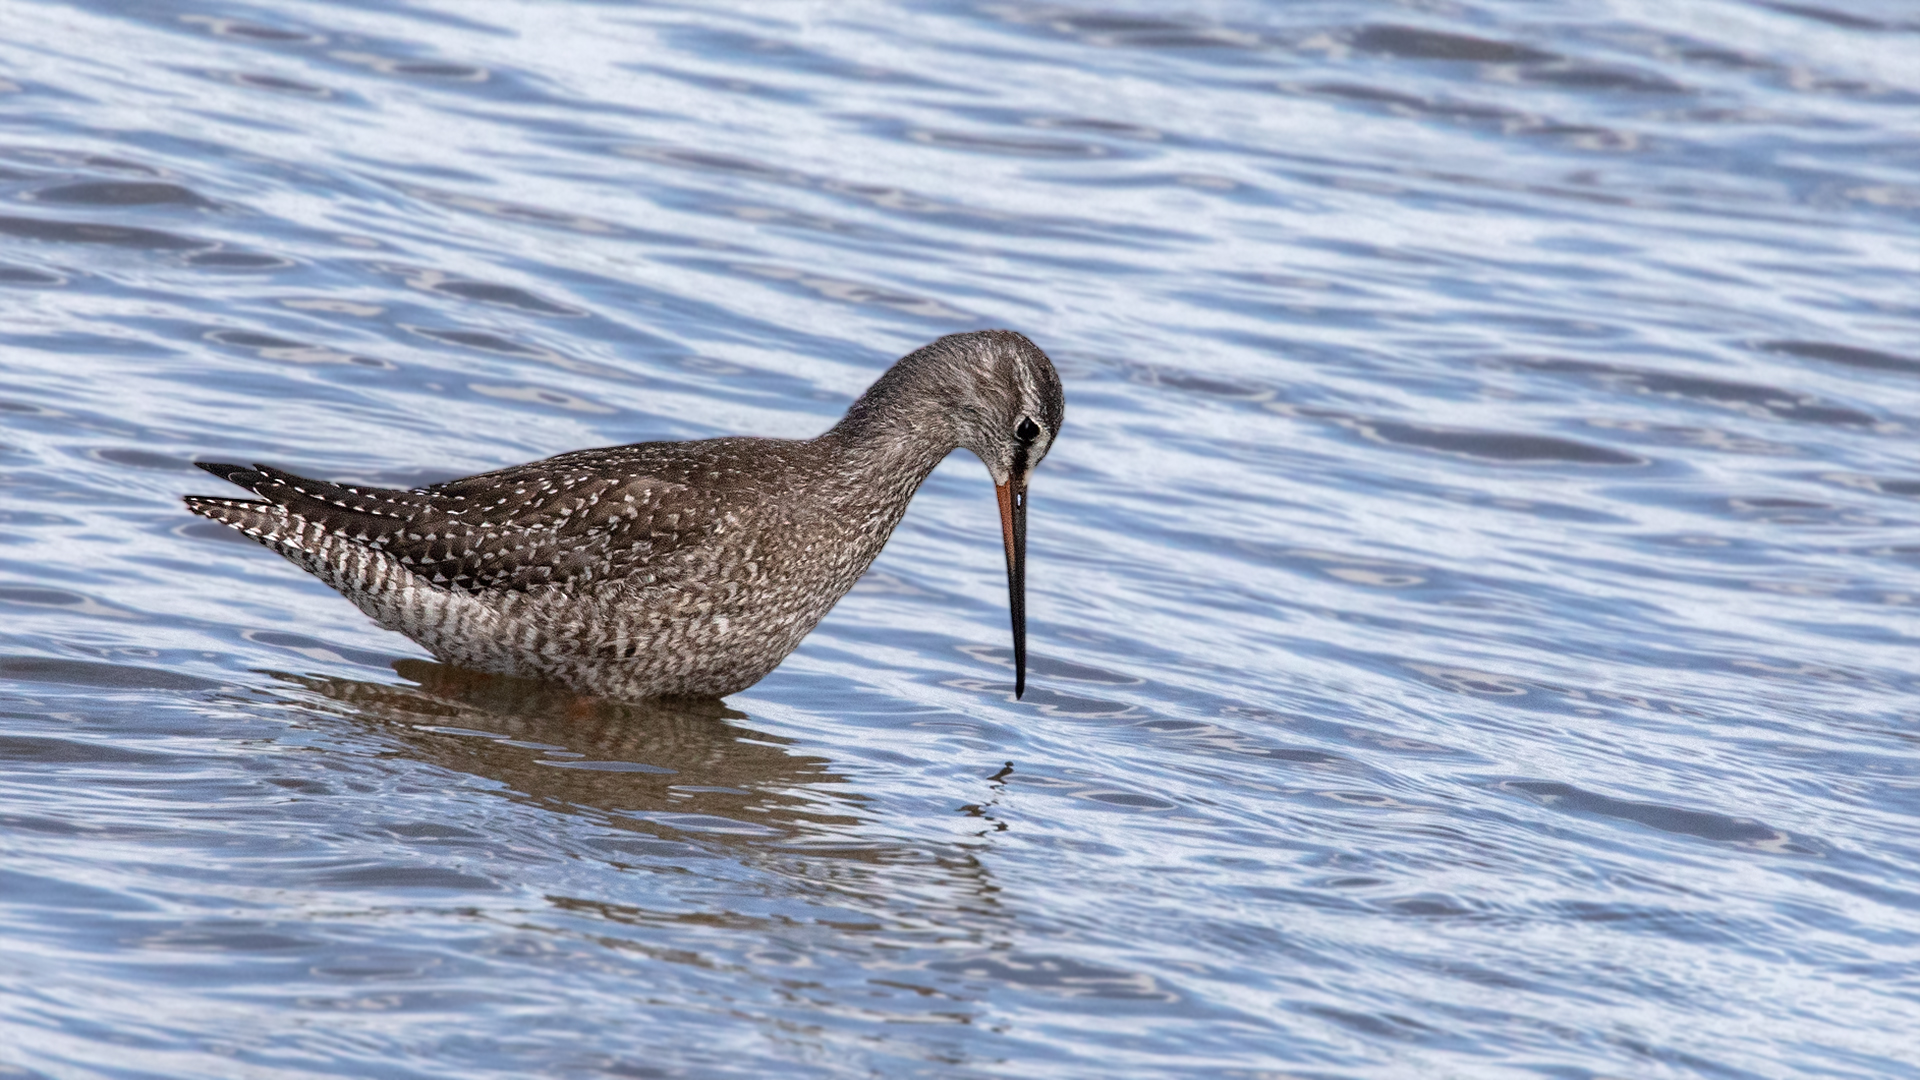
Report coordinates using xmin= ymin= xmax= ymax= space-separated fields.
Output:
xmin=820 ymin=349 xmax=969 ymax=515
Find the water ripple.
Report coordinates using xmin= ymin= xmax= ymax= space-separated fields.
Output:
xmin=1 ymin=0 xmax=1917 ymax=1077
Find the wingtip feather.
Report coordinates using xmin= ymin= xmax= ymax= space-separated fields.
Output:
xmin=195 ymin=460 xmax=264 ymax=487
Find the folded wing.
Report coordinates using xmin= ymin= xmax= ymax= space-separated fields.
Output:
xmin=185 ymin=449 xmax=707 ymax=594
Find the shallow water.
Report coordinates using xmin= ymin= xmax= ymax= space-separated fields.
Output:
xmin=2 ymin=0 xmax=1918 ymax=1076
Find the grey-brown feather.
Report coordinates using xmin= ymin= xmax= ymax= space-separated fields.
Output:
xmin=184 ymin=330 xmax=1065 ymax=699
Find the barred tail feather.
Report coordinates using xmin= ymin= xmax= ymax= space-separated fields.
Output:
xmin=183 ymin=492 xmax=514 ymax=676
xmin=183 ymin=496 xmax=305 ymax=552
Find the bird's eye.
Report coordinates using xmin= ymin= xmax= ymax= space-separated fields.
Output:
xmin=1016 ymin=417 xmax=1041 ymax=443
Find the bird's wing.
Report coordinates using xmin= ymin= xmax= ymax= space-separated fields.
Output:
xmin=186 ymin=450 xmax=711 ymax=594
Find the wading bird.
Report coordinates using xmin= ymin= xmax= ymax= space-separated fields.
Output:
xmin=186 ymin=330 xmax=1064 ymax=700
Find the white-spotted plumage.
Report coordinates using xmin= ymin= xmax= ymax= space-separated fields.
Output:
xmin=186 ymin=330 xmax=1066 ymax=699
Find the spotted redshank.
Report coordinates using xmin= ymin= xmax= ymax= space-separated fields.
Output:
xmin=186 ymin=329 xmax=1065 ymax=700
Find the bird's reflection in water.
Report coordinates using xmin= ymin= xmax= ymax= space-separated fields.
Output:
xmin=276 ymin=659 xmax=865 ymax=846
xmin=276 ymin=660 xmax=1013 ymax=938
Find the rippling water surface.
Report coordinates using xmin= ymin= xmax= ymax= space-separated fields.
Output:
xmin=3 ymin=1 xmax=1919 ymax=1076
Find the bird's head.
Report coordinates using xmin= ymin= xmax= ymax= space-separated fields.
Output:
xmin=944 ymin=330 xmax=1066 ymax=491
xmin=834 ymin=329 xmax=1066 ymax=699
xmin=942 ymin=331 xmax=1064 ymax=700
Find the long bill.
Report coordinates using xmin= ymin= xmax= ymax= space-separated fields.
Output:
xmin=995 ymin=476 xmax=1028 ymax=699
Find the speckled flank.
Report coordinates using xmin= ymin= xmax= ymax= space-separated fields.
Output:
xmin=186 ymin=330 xmax=1066 ymax=699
